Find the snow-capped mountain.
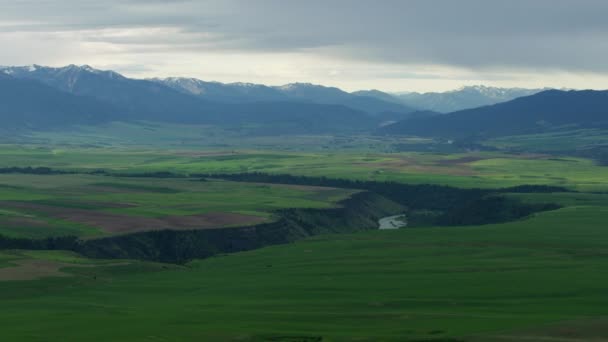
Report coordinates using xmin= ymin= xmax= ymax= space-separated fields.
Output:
xmin=0 ymin=64 xmax=549 ymax=130
xmin=380 ymin=89 xmax=608 ymax=138
xmin=0 ymin=64 xmax=125 ymax=93
xmin=152 ymin=79 xmax=416 ymax=115
xmin=150 ymin=77 xmax=288 ymax=102
xmin=393 ymin=85 xmax=547 ymax=113
xmin=0 ymin=64 xmax=378 ymax=134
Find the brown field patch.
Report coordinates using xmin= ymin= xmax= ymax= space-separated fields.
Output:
xmin=0 ymin=217 xmax=52 ymax=228
xmin=173 ymin=151 xmax=240 ymax=158
xmin=0 ymin=259 xmax=73 ymax=281
xmin=1 ymin=202 xmax=267 ymax=234
xmin=0 ymin=259 xmax=131 ymax=281
xmin=249 ymin=182 xmax=339 ymax=192
xmin=352 ymin=155 xmax=480 ymax=176
xmin=359 ymin=161 xmax=477 ymax=176
xmin=436 ymin=156 xmax=488 ymax=165
xmin=513 ymin=153 xmax=553 ymax=160
xmin=472 ymin=318 xmax=608 ymax=342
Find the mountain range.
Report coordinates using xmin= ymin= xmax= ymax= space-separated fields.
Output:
xmin=0 ymin=65 xmax=382 ymax=133
xmin=153 ymin=78 xmax=415 ymax=116
xmin=380 ymin=89 xmax=608 ymax=139
xmin=355 ymin=86 xmax=546 ymax=113
xmin=0 ymin=71 xmax=119 ymax=129
xmin=1 ymin=64 xmax=603 ymax=141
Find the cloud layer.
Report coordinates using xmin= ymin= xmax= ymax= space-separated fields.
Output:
xmin=1 ymin=0 xmax=607 ymax=91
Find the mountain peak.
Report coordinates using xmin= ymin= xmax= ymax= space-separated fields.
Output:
xmin=61 ymin=64 xmax=125 ymax=79
xmin=0 ymin=64 xmax=125 ymax=81
xmin=381 ymin=89 xmax=608 ymax=138
xmin=394 ymin=85 xmax=546 ymax=112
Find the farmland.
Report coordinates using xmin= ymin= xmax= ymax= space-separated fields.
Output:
xmin=2 ymin=145 xmax=608 ymax=190
xmin=2 ymin=5 xmax=607 ymax=340
xmin=1 ymin=192 xmax=608 ymax=341
xmin=1 ymin=144 xmax=608 ymax=341
xmin=0 ymin=173 xmax=355 ymax=239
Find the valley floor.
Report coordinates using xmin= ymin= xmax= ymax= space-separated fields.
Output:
xmin=1 ymin=196 xmax=608 ymax=341
xmin=1 ymin=145 xmax=608 ymax=341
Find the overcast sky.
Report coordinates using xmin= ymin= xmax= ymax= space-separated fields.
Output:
xmin=1 ymin=0 xmax=607 ymax=92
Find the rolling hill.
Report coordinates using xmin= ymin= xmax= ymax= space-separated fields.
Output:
xmin=379 ymin=89 xmax=608 ymax=139
xmin=275 ymin=83 xmax=415 ymax=115
xmin=150 ymin=77 xmax=289 ymax=103
xmin=395 ymin=86 xmax=546 ymax=112
xmin=1 ymin=65 xmax=574 ymax=138
xmin=152 ymin=78 xmax=416 ymax=117
xmin=357 ymin=86 xmax=545 ymax=113
xmin=0 ymin=73 xmax=119 ymax=129
xmin=0 ymin=65 xmax=378 ymax=133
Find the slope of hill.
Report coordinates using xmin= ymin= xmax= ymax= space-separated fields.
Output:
xmin=379 ymin=90 xmax=608 ymax=139
xmin=0 ymin=73 xmax=119 ymax=129
xmin=276 ymin=83 xmax=415 ymax=115
xmin=353 ymin=86 xmax=544 ymax=113
xmin=393 ymin=86 xmax=545 ymax=113
xmin=352 ymin=89 xmax=405 ymax=104
xmin=151 ymin=77 xmax=288 ymax=103
xmin=152 ymin=77 xmax=416 ymax=116
xmin=0 ymin=65 xmax=377 ymax=134
xmin=1 ymin=65 xmax=212 ymax=123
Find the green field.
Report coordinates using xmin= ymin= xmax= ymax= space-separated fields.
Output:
xmin=1 ymin=143 xmax=608 ymax=341
xmin=2 ymin=145 xmax=608 ymax=190
xmin=0 ymin=173 xmax=355 ymax=238
xmin=17 ymin=121 xmax=435 ymax=152
xmin=485 ymin=128 xmax=608 ymax=152
xmin=1 ymin=192 xmax=608 ymax=341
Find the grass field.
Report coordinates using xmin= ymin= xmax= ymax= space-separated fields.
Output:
xmin=0 ymin=174 xmax=355 ymax=238
xmin=1 ymin=192 xmax=607 ymax=341
xmin=2 ymin=145 xmax=608 ymax=190
xmin=1 ymin=143 xmax=608 ymax=341
xmin=20 ymin=121 xmax=435 ymax=152
xmin=485 ymin=128 xmax=608 ymax=152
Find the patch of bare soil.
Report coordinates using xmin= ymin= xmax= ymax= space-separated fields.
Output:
xmin=68 ymin=211 xmax=268 ymax=234
xmin=249 ymin=182 xmax=338 ymax=192
xmin=436 ymin=156 xmax=487 ymax=165
xmin=0 ymin=260 xmax=72 ymax=281
xmin=1 ymin=217 xmax=52 ymax=229
xmin=352 ymin=155 xmax=480 ymax=176
xmin=173 ymin=151 xmax=240 ymax=157
xmin=470 ymin=318 xmax=608 ymax=342
xmin=361 ymin=160 xmax=478 ymax=176
xmin=0 ymin=259 xmax=132 ymax=281
xmin=2 ymin=202 xmax=267 ymax=234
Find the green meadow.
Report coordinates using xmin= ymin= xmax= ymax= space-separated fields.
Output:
xmin=0 ymin=173 xmax=355 ymax=238
xmin=1 ymin=144 xmax=608 ymax=340
xmin=485 ymin=128 xmax=608 ymax=152
xmin=1 ymin=193 xmax=608 ymax=341
xmin=2 ymin=145 xmax=608 ymax=190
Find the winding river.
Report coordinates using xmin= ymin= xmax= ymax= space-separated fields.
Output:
xmin=378 ymin=215 xmax=407 ymax=230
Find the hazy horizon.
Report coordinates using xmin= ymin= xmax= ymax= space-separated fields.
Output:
xmin=2 ymin=63 xmax=596 ymax=95
xmin=2 ymin=0 xmax=608 ymax=92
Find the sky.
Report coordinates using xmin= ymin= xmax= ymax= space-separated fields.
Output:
xmin=1 ymin=0 xmax=607 ymax=92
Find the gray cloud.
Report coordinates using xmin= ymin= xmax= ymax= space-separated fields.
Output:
xmin=1 ymin=0 xmax=607 ymax=84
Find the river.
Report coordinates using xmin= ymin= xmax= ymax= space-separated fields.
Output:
xmin=378 ymin=215 xmax=407 ymax=229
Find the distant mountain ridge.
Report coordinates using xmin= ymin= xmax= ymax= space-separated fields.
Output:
xmin=0 ymin=65 xmax=377 ymax=133
xmin=356 ymin=86 xmax=546 ymax=113
xmin=151 ymin=78 xmax=416 ymax=116
xmin=151 ymin=77 xmax=289 ymax=103
xmin=1 ymin=65 xmax=544 ymax=116
xmin=396 ymin=85 xmax=547 ymax=112
xmin=1 ymin=64 xmax=586 ymax=139
xmin=0 ymin=71 xmax=119 ymax=129
xmin=379 ymin=89 xmax=608 ymax=139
